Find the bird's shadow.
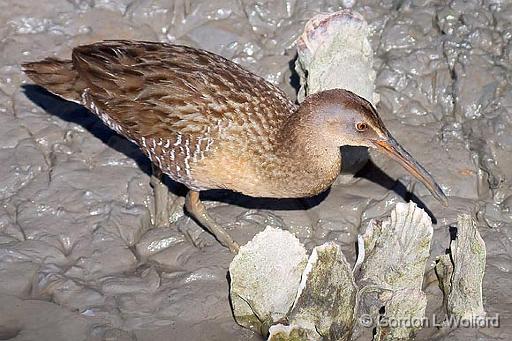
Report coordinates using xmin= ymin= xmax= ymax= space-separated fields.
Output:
xmin=288 ymin=52 xmax=301 ymax=101
xmin=355 ymin=160 xmax=437 ymax=224
xmin=22 ymin=84 xmax=437 ymax=222
xmin=23 ymin=84 xmax=152 ymax=176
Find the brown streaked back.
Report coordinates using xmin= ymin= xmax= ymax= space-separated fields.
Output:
xmin=70 ymin=40 xmax=297 ymax=141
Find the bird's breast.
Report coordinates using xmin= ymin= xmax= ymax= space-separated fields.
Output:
xmin=188 ymin=139 xmax=342 ymax=198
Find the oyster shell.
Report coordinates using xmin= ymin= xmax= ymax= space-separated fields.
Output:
xmin=229 ymin=227 xmax=308 ymax=336
xmin=295 ymin=10 xmax=378 ymax=104
xmin=435 ymin=214 xmax=486 ymax=320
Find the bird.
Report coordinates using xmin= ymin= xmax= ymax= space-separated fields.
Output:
xmin=22 ymin=40 xmax=447 ymax=253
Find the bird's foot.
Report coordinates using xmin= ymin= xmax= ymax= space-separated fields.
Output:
xmin=178 ymin=221 xmax=215 ymax=249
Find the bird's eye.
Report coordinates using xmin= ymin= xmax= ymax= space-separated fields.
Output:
xmin=356 ymin=122 xmax=368 ymax=132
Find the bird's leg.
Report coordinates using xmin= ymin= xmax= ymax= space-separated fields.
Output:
xmin=185 ymin=190 xmax=240 ymax=253
xmin=150 ymin=164 xmax=170 ymax=227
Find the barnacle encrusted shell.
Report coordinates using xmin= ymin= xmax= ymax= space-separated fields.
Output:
xmin=295 ymin=10 xmax=378 ymax=104
xmin=357 ymin=202 xmax=433 ymax=290
xmin=435 ymin=214 xmax=486 ymax=320
xmin=356 ymin=202 xmax=433 ymax=339
xmin=288 ymin=242 xmax=357 ymax=341
xmin=229 ymin=227 xmax=308 ymax=336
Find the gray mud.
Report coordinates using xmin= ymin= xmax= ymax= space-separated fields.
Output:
xmin=0 ymin=0 xmax=511 ymax=340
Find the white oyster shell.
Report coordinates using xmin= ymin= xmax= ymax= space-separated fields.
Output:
xmin=296 ymin=10 xmax=378 ymax=104
xmin=229 ymin=227 xmax=308 ymax=335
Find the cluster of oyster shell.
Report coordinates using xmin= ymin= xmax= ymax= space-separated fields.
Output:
xmin=229 ymin=202 xmax=486 ymax=340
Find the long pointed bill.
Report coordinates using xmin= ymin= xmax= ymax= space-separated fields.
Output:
xmin=374 ymin=137 xmax=448 ymax=206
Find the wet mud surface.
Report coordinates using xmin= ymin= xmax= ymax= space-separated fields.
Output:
xmin=0 ymin=0 xmax=511 ymax=340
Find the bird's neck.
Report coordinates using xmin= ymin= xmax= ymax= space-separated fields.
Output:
xmin=265 ymin=114 xmax=342 ymax=197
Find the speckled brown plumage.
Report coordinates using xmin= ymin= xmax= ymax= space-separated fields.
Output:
xmin=23 ymin=40 xmax=447 ymax=252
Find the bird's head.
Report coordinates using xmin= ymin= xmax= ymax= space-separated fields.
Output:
xmin=301 ymin=88 xmax=448 ymax=206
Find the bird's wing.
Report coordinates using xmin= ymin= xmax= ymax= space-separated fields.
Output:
xmin=71 ymin=40 xmax=296 ymax=141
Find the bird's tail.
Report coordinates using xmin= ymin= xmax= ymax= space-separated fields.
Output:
xmin=22 ymin=58 xmax=85 ymax=103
